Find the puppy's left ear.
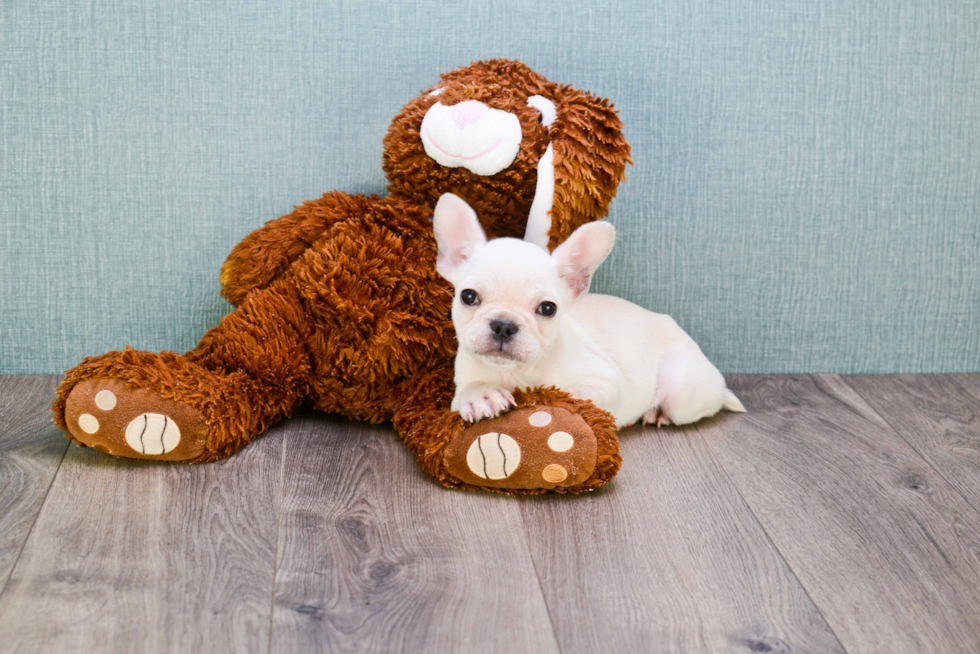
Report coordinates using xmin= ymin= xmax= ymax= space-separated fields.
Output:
xmin=433 ymin=193 xmax=487 ymax=282
xmin=552 ymin=222 xmax=615 ymax=298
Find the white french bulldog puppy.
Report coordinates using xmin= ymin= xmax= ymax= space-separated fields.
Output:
xmin=433 ymin=192 xmax=745 ymax=427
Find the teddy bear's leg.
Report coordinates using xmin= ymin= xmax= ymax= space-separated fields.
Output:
xmin=391 ymin=368 xmax=622 ymax=494
xmin=219 ymin=191 xmax=379 ymax=306
xmin=54 ymin=277 xmax=315 ymax=462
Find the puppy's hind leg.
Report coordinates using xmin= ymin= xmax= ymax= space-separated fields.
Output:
xmin=653 ymin=352 xmax=743 ymax=426
xmin=641 ymin=407 xmax=671 ymax=428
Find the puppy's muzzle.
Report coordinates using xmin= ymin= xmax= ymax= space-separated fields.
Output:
xmin=489 ymin=319 xmax=519 ymax=344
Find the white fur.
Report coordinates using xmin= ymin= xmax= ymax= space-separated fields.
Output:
xmin=433 ymin=193 xmax=745 ymax=427
xmin=420 ymin=101 xmax=522 ymax=176
xmin=523 ymin=143 xmax=554 ymax=249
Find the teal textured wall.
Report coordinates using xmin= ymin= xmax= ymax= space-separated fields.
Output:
xmin=2 ymin=0 xmax=978 ymax=374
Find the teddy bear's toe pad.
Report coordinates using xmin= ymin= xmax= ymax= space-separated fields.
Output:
xmin=64 ymin=378 xmax=208 ymax=461
xmin=444 ymin=406 xmax=597 ymax=490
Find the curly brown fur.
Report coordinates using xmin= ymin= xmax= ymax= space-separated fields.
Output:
xmin=295 ymin=197 xmax=458 ymax=421
xmin=58 ymin=277 xmax=318 ymax=462
xmin=384 ymin=59 xmax=631 ymax=248
xmin=383 ymin=60 xmax=554 ymax=240
xmin=220 ymin=192 xmax=376 ymax=306
xmin=547 ymin=84 xmax=633 ymax=249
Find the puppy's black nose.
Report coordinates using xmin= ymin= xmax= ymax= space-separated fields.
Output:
xmin=489 ymin=319 xmax=519 ymax=343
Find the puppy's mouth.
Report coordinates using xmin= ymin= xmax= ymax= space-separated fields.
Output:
xmin=473 ymin=344 xmax=524 ymax=367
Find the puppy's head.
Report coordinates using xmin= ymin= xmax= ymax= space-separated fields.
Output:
xmin=433 ymin=193 xmax=615 ymax=369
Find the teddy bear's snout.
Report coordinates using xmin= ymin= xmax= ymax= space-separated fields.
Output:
xmin=420 ymin=100 xmax=523 ymax=176
xmin=450 ymin=100 xmax=489 ymax=128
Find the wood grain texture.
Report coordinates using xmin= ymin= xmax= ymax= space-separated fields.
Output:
xmin=7 ymin=375 xmax=980 ymax=652
xmin=518 ymin=421 xmax=844 ymax=654
xmin=0 ymin=375 xmax=67 ymax=593
xmin=846 ymin=374 xmax=980 ymax=512
xmin=271 ymin=411 xmax=560 ymax=654
xmin=954 ymin=375 xmax=980 ymax=400
xmin=0 ymin=411 xmax=285 ymax=652
xmin=700 ymin=375 xmax=980 ymax=653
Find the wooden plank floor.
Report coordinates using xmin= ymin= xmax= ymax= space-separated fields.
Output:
xmin=0 ymin=374 xmax=978 ymax=653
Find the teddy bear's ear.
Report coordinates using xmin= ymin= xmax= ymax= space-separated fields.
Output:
xmin=545 ymin=85 xmax=633 ymax=251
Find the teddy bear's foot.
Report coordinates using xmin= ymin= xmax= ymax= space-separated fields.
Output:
xmin=443 ymin=405 xmax=605 ymax=491
xmin=63 ymin=377 xmax=209 ymax=461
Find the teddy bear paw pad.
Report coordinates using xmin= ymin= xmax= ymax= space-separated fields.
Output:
xmin=445 ymin=406 xmax=598 ymax=490
xmin=124 ymin=413 xmax=181 ymax=455
xmin=64 ymin=378 xmax=208 ymax=461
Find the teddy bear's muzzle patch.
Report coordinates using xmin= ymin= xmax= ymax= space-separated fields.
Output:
xmin=420 ymin=100 xmax=522 ymax=176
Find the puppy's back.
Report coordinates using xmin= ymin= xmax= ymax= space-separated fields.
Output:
xmin=568 ymin=293 xmax=699 ymax=361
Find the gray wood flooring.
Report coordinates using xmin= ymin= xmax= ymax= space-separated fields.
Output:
xmin=1 ymin=374 xmax=978 ymax=653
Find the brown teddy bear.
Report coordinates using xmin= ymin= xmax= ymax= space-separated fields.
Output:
xmin=52 ymin=59 xmax=632 ymax=494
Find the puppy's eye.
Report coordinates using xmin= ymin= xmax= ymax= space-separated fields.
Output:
xmin=460 ymin=289 xmax=480 ymax=306
xmin=537 ymin=301 xmax=557 ymax=317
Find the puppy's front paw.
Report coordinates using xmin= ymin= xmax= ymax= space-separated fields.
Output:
xmin=455 ymin=385 xmax=516 ymax=423
xmin=564 ymin=384 xmax=607 ymax=406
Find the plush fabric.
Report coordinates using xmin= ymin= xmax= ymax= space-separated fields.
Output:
xmin=53 ymin=60 xmax=631 ymax=493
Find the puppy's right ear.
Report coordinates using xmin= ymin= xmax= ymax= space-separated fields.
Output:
xmin=433 ymin=193 xmax=487 ymax=282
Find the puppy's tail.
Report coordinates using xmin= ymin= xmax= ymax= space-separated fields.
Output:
xmin=722 ymin=389 xmax=746 ymax=413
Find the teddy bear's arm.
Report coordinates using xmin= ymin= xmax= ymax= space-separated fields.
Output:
xmin=220 ymin=191 xmax=380 ymax=306
xmin=391 ymin=367 xmax=621 ymax=494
